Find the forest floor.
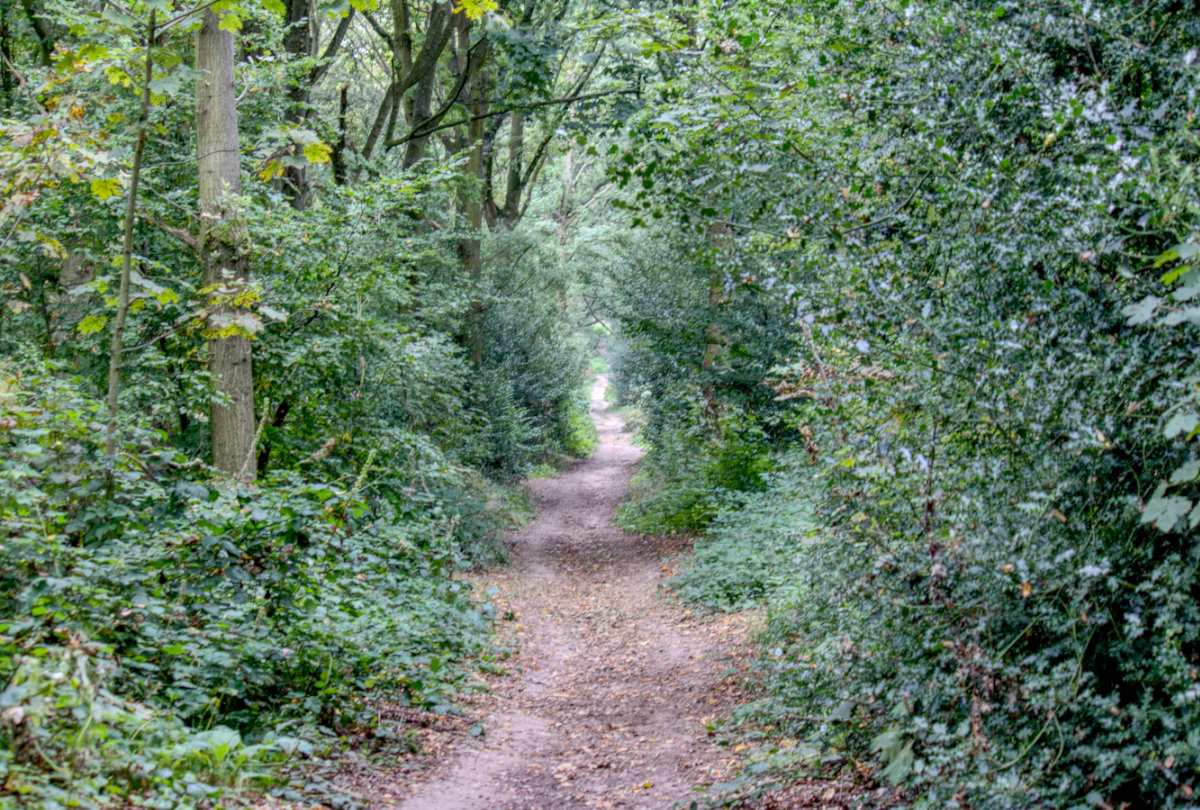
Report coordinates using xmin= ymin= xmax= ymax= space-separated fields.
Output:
xmin=320 ymin=375 xmax=867 ymax=809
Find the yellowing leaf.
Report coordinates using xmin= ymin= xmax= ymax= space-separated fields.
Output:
xmin=257 ymin=159 xmax=285 ymax=182
xmin=302 ymin=140 xmax=333 ymax=164
xmin=453 ymin=0 xmax=499 ymax=20
xmin=90 ymin=178 xmax=121 ymax=200
xmin=78 ymin=314 xmax=107 ymax=334
xmin=1020 ymin=582 xmax=1032 ymax=598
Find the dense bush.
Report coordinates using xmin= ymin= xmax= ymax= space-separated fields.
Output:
xmin=0 ymin=0 xmax=606 ymax=806
xmin=612 ymin=1 xmax=1200 ymax=807
xmin=0 ymin=361 xmax=496 ymax=806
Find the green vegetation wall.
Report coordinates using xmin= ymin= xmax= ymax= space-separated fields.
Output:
xmin=0 ymin=0 xmax=605 ymax=806
xmin=606 ymin=1 xmax=1200 ymax=807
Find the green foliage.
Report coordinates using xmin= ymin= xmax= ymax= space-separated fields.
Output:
xmin=669 ymin=458 xmax=817 ymax=611
xmin=0 ymin=0 xmax=605 ymax=805
xmin=610 ymin=0 xmax=1200 ymax=807
xmin=0 ymin=361 xmax=494 ymax=806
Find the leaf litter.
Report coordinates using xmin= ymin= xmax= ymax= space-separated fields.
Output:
xmin=286 ymin=376 xmax=880 ymax=809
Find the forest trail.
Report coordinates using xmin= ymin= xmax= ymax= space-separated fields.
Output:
xmin=389 ymin=374 xmax=752 ymax=809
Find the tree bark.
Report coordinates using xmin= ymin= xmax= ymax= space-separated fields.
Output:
xmin=19 ymin=0 xmax=50 ymax=65
xmin=105 ymin=11 xmax=156 ymax=469
xmin=196 ymin=8 xmax=255 ymax=480
xmin=456 ymin=14 xmax=486 ymax=364
xmin=1 ymin=2 xmax=14 ymax=111
xmin=282 ymin=0 xmax=316 ymax=209
xmin=331 ymin=82 xmax=349 ymax=185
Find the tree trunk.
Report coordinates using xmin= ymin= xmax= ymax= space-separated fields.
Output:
xmin=196 ymin=8 xmax=255 ymax=480
xmin=461 ymin=29 xmax=486 ymax=364
xmin=282 ymin=0 xmax=316 ymax=209
xmin=19 ymin=0 xmax=51 ymax=65
xmin=105 ymin=12 xmax=157 ymax=468
xmin=0 ymin=2 xmax=14 ymax=111
xmin=331 ymin=82 xmax=349 ymax=185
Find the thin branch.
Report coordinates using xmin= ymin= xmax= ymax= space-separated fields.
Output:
xmin=105 ymin=10 xmax=156 ymax=466
xmin=310 ymin=9 xmax=356 ymax=88
xmin=387 ymin=88 xmax=637 ymax=148
xmin=361 ymin=9 xmax=394 ymax=47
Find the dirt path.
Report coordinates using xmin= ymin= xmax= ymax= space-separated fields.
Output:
xmin=392 ymin=374 xmax=752 ymax=810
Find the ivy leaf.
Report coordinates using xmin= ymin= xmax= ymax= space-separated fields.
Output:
xmin=880 ymin=740 xmax=915 ymax=785
xmin=1141 ymin=495 xmax=1193 ymax=532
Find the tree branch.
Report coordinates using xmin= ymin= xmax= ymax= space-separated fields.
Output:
xmin=387 ymin=87 xmax=636 ymax=148
xmin=310 ymin=9 xmax=356 ymax=88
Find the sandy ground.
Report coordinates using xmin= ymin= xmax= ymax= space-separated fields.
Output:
xmin=381 ymin=374 xmax=754 ymax=809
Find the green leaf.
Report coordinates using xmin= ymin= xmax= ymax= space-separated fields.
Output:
xmin=880 ymin=740 xmax=914 ymax=785
xmin=162 ymin=644 xmax=186 ymax=655
xmin=302 ymin=140 xmax=333 ymax=164
xmin=90 ymin=178 xmax=121 ymax=201
xmin=148 ymin=75 xmax=182 ymax=97
xmin=1171 ymin=269 xmax=1200 ymax=302
xmin=1164 ymin=412 xmax=1199 ymax=439
xmin=1141 ymin=495 xmax=1192 ymax=532
xmin=77 ymin=314 xmax=107 ymax=334
xmin=1169 ymin=460 xmax=1200 ymax=486
xmin=1123 ymin=296 xmax=1161 ymax=325
xmin=453 ymin=0 xmax=498 ymax=21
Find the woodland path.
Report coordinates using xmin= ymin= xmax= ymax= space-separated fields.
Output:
xmin=386 ymin=374 xmax=753 ymax=809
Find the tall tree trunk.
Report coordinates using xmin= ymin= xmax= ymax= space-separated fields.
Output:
xmin=0 ymin=2 xmax=14 ymax=111
xmin=282 ymin=0 xmax=315 ymax=209
xmin=460 ymin=21 xmax=486 ymax=364
xmin=197 ymin=9 xmax=255 ymax=480
xmin=19 ymin=0 xmax=50 ymax=65
xmin=331 ymin=82 xmax=349 ymax=185
xmin=105 ymin=11 xmax=156 ymax=471
xmin=701 ymin=222 xmax=731 ymax=436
